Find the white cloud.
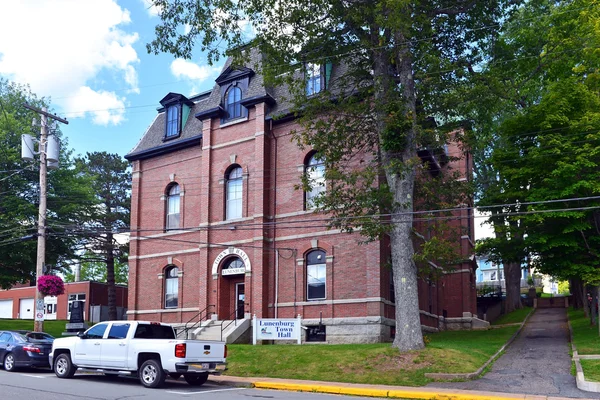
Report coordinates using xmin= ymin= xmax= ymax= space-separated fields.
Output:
xmin=65 ymin=87 xmax=127 ymax=126
xmin=0 ymin=0 xmax=139 ymax=125
xmin=141 ymin=0 xmax=161 ymax=17
xmin=170 ymin=59 xmax=220 ymax=94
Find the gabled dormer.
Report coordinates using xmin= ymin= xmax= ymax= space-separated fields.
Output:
xmin=216 ymin=66 xmax=254 ymax=124
xmin=159 ymin=93 xmax=195 ymax=141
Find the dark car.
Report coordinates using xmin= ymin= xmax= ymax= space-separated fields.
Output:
xmin=0 ymin=330 xmax=54 ymax=371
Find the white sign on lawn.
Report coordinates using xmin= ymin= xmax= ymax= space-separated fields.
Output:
xmin=253 ymin=315 xmax=302 ymax=345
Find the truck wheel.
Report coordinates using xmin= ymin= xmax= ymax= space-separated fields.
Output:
xmin=184 ymin=373 xmax=209 ymax=386
xmin=4 ymin=353 xmax=16 ymax=372
xmin=54 ymin=354 xmax=76 ymax=378
xmin=139 ymin=359 xmax=165 ymax=388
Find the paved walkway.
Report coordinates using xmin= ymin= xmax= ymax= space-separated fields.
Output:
xmin=428 ymin=308 xmax=598 ymax=398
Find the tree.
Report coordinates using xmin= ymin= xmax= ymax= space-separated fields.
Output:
xmin=64 ymin=250 xmax=129 ymax=285
xmin=74 ymin=152 xmax=130 ymax=320
xmin=0 ymin=79 xmax=95 ymax=288
xmin=147 ymin=0 xmax=514 ymax=350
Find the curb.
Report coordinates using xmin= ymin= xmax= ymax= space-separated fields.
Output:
xmin=424 ymin=308 xmax=535 ymax=381
xmin=568 ymin=318 xmax=600 ymax=393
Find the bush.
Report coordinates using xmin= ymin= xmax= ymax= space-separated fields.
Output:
xmin=37 ymin=275 xmax=65 ymax=296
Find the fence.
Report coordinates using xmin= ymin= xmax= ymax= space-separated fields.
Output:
xmin=89 ymin=305 xmax=127 ymax=322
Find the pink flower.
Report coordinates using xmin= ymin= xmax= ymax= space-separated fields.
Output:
xmin=38 ymin=275 xmax=65 ymax=296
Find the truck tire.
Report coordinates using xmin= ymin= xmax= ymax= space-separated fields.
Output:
xmin=139 ymin=359 xmax=166 ymax=388
xmin=54 ymin=353 xmax=76 ymax=378
xmin=184 ymin=372 xmax=209 ymax=386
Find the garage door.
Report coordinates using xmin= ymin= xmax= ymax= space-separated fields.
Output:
xmin=0 ymin=300 xmax=12 ymax=318
xmin=19 ymin=298 xmax=34 ymax=319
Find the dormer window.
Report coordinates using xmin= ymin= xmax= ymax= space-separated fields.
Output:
xmin=159 ymin=93 xmax=194 ymax=141
xmin=306 ymin=63 xmax=322 ymax=95
xmin=166 ymin=105 xmax=180 ymax=138
xmin=226 ymin=86 xmax=243 ymax=120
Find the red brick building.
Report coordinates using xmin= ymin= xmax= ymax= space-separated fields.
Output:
xmin=125 ymin=51 xmax=481 ymax=343
xmin=0 ymin=281 xmax=127 ymax=322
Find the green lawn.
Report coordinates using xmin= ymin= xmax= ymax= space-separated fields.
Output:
xmin=225 ymin=326 xmax=518 ymax=386
xmin=0 ymin=319 xmax=72 ymax=338
xmin=567 ymin=308 xmax=600 ymax=355
xmin=491 ymin=307 xmax=533 ymax=326
xmin=580 ymin=360 xmax=600 ymax=382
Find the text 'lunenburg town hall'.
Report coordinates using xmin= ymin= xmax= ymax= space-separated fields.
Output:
xmin=125 ymin=49 xmax=485 ymax=344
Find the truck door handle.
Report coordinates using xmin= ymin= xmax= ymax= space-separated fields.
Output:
xmin=94 ymin=342 xmax=101 ymax=346
xmin=119 ymin=343 xmax=126 ymax=346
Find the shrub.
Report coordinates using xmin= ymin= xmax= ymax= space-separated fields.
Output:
xmin=37 ymin=275 xmax=65 ymax=296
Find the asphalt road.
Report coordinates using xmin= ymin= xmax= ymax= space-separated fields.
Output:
xmin=0 ymin=369 xmax=375 ymax=400
xmin=429 ymin=308 xmax=599 ymax=399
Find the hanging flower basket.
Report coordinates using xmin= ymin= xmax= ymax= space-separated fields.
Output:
xmin=38 ymin=275 xmax=65 ymax=296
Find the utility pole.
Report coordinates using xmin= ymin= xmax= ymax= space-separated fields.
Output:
xmin=23 ymin=104 xmax=68 ymax=333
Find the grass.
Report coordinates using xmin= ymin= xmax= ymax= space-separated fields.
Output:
xmin=567 ymin=308 xmax=600 ymax=355
xmin=224 ymin=326 xmax=518 ymax=387
xmin=0 ymin=319 xmax=74 ymax=338
xmin=580 ymin=360 xmax=600 ymax=382
xmin=491 ymin=306 xmax=532 ymax=326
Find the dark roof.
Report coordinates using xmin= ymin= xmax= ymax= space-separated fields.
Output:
xmin=125 ymin=47 xmax=346 ymax=161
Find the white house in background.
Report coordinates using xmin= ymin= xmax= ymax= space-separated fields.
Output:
xmin=476 ymin=255 xmax=529 ymax=285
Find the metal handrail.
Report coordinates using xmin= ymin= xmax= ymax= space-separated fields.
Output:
xmin=178 ymin=304 xmax=215 ymax=338
xmin=220 ymin=307 xmax=245 ymax=341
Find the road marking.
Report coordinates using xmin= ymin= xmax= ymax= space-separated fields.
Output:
xmin=20 ymin=374 xmax=47 ymax=378
xmin=166 ymin=387 xmax=247 ymax=395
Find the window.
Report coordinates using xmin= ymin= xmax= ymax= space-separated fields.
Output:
xmin=165 ymin=266 xmax=179 ymax=308
xmin=226 ymin=166 xmax=243 ymax=220
xmin=134 ymin=324 xmax=176 ymax=339
xmin=225 ymin=86 xmax=243 ymax=120
xmin=306 ymin=63 xmax=322 ymax=95
xmin=107 ymin=323 xmax=130 ymax=339
xmin=306 ymin=250 xmax=326 ymax=300
xmin=166 ymin=105 xmax=180 ymax=138
xmin=305 ymin=154 xmax=325 ymax=209
xmin=166 ymin=184 xmax=181 ymax=230
xmin=85 ymin=323 xmax=108 ymax=339
xmin=0 ymin=332 xmax=11 ymax=343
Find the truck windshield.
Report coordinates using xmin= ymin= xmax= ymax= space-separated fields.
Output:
xmin=134 ymin=324 xmax=176 ymax=339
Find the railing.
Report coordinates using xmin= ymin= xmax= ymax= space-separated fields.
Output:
xmin=178 ymin=304 xmax=215 ymax=339
xmin=220 ymin=307 xmax=243 ymax=341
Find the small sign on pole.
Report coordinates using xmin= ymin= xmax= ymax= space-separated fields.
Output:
xmin=253 ymin=314 xmax=302 ymax=345
xmin=35 ymin=311 xmax=44 ymax=322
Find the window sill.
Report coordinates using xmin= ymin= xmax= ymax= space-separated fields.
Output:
xmin=162 ymin=134 xmax=181 ymax=142
xmin=220 ymin=117 xmax=248 ymax=128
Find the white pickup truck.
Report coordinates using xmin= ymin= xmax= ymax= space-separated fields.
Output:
xmin=50 ymin=320 xmax=227 ymax=388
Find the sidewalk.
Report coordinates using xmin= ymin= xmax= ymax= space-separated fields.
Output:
xmin=209 ymin=375 xmax=597 ymax=400
xmin=429 ymin=308 xmax=597 ymax=399
xmin=208 ymin=308 xmax=600 ymax=400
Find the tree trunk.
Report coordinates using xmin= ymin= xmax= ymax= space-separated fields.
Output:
xmin=503 ymin=261 xmax=522 ymax=313
xmin=590 ymin=285 xmax=597 ymax=327
xmin=106 ymin=232 xmax=117 ymax=320
xmin=571 ymin=278 xmax=583 ymax=309
xmin=582 ymin=282 xmax=590 ymax=318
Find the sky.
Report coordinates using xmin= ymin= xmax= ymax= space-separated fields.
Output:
xmin=0 ymin=0 xmax=224 ymax=158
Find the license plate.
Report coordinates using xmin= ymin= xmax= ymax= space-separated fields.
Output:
xmin=191 ymin=363 xmax=209 ymax=369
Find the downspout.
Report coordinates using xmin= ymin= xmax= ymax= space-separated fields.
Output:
xmin=275 ymin=249 xmax=279 ymax=318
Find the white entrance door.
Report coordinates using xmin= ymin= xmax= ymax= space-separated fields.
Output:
xmin=19 ymin=298 xmax=34 ymax=319
xmin=44 ymin=296 xmax=57 ymax=320
xmin=0 ymin=300 xmax=12 ymax=318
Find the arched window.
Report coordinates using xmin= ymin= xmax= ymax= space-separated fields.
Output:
xmin=166 ymin=184 xmax=180 ymax=230
xmin=306 ymin=250 xmax=326 ymax=300
xmin=223 ymin=257 xmax=244 ymax=272
xmin=166 ymin=105 xmax=180 ymax=138
xmin=164 ymin=266 xmax=179 ymax=308
xmin=305 ymin=153 xmax=325 ymax=209
xmin=226 ymin=166 xmax=243 ymax=220
xmin=226 ymin=87 xmax=242 ymax=120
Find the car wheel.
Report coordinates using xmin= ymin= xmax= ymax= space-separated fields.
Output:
xmin=54 ymin=353 xmax=76 ymax=378
xmin=184 ymin=372 xmax=209 ymax=386
xmin=169 ymin=373 xmax=181 ymax=380
xmin=139 ymin=359 xmax=165 ymax=388
xmin=3 ymin=353 xmax=16 ymax=372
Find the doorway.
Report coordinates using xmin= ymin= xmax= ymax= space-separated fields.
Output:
xmin=235 ymin=283 xmax=245 ymax=319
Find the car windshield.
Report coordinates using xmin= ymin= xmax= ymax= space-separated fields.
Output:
xmin=26 ymin=332 xmax=54 ymax=341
